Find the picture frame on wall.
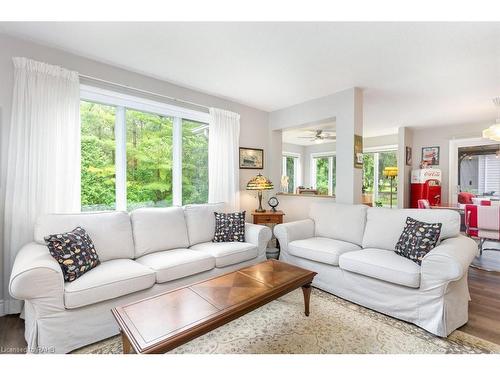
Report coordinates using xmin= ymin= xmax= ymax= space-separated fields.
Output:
xmin=421 ymin=146 xmax=440 ymax=166
xmin=239 ymin=147 xmax=264 ymax=169
xmin=354 ymin=134 xmax=363 ymax=169
xmin=405 ymin=146 xmax=412 ymax=166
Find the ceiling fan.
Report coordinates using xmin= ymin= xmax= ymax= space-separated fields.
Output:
xmin=299 ymin=129 xmax=336 ymax=142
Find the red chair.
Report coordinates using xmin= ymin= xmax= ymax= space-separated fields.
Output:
xmin=417 ymin=199 xmax=430 ymax=209
xmin=458 ymin=192 xmax=475 ymax=204
xmin=465 ymin=204 xmax=500 ymax=255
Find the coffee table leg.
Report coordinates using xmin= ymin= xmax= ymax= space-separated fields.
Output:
xmin=301 ymin=283 xmax=312 ymax=316
xmin=121 ymin=331 xmax=133 ymax=354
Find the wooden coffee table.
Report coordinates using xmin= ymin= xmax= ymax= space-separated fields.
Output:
xmin=111 ymin=259 xmax=316 ymax=354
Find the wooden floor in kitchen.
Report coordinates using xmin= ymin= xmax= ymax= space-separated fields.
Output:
xmin=1 ymin=264 xmax=500 ymax=353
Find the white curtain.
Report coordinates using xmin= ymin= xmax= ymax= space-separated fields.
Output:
xmin=208 ymin=108 xmax=240 ymax=211
xmin=2 ymin=57 xmax=81 ymax=314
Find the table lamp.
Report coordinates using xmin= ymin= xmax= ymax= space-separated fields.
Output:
xmin=246 ymin=173 xmax=274 ymax=212
xmin=382 ymin=166 xmax=398 ymax=208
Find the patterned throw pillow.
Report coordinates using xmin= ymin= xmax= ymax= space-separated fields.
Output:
xmin=45 ymin=227 xmax=100 ymax=282
xmin=395 ymin=217 xmax=442 ymax=265
xmin=213 ymin=211 xmax=246 ymax=242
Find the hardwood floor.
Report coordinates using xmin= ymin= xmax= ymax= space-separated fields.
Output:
xmin=1 ymin=265 xmax=500 ymax=353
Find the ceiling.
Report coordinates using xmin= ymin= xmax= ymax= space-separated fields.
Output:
xmin=282 ymin=121 xmax=336 ymax=146
xmin=1 ymin=22 xmax=500 ymax=137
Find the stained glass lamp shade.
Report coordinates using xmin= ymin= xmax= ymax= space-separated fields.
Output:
xmin=246 ymin=174 xmax=274 ymax=212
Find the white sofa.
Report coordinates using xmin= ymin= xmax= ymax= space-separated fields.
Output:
xmin=274 ymin=202 xmax=478 ymax=337
xmin=9 ymin=203 xmax=272 ymax=353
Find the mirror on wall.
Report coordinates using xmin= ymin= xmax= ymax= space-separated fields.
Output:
xmin=281 ymin=119 xmax=336 ymax=197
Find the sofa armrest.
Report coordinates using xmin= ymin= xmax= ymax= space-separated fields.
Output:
xmin=274 ymin=219 xmax=315 ymax=253
xmin=9 ymin=242 xmax=65 ymax=310
xmin=245 ymin=223 xmax=272 ymax=256
xmin=421 ymin=235 xmax=478 ymax=285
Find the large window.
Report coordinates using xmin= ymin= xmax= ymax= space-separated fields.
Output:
xmin=80 ymin=86 xmax=209 ymax=211
xmin=362 ymin=148 xmax=398 ymax=207
xmin=282 ymin=153 xmax=300 ymax=193
xmin=81 ymin=101 xmax=117 ymax=211
xmin=311 ymin=153 xmax=335 ymax=196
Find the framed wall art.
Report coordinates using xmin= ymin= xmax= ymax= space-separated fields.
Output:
xmin=239 ymin=147 xmax=264 ymax=169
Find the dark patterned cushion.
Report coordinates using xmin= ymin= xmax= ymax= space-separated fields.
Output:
xmin=395 ymin=217 xmax=442 ymax=265
xmin=213 ymin=211 xmax=246 ymax=242
xmin=45 ymin=227 xmax=100 ymax=282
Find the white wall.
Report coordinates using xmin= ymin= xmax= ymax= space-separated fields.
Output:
xmin=0 ymin=33 xmax=269 ymax=311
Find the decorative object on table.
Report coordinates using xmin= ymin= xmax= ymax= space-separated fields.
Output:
xmin=252 ymin=210 xmax=285 ymax=253
xmin=421 ymin=146 xmax=440 ymax=166
xmin=268 ymin=196 xmax=279 ymax=212
xmin=297 ymin=187 xmax=318 ymax=195
xmin=419 ymin=160 xmax=429 ymax=169
xmin=482 ymin=97 xmax=500 ymax=141
xmin=280 ymin=175 xmax=289 ymax=193
xmin=239 ymin=147 xmax=264 ymax=169
xmin=246 ymin=173 xmax=274 ymax=212
xmin=213 ymin=211 xmax=246 ymax=242
xmin=405 ymin=146 xmax=412 ymax=166
xmin=395 ymin=217 xmax=442 ymax=265
xmin=44 ymin=227 xmax=100 ymax=282
xmin=382 ymin=166 xmax=398 ymax=208
xmin=354 ymin=134 xmax=363 ymax=169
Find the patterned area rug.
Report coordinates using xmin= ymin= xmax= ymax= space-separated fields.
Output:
xmin=74 ymin=288 xmax=500 ymax=354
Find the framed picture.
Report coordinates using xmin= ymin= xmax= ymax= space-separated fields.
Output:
xmin=421 ymin=146 xmax=440 ymax=166
xmin=405 ymin=146 xmax=412 ymax=166
xmin=354 ymin=134 xmax=363 ymax=169
xmin=239 ymin=147 xmax=264 ymax=169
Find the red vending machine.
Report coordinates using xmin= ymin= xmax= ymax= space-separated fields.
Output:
xmin=410 ymin=168 xmax=442 ymax=208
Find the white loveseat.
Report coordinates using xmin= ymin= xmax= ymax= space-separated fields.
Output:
xmin=9 ymin=203 xmax=271 ymax=353
xmin=274 ymin=202 xmax=478 ymax=337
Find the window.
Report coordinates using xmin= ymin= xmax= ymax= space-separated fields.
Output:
xmin=282 ymin=153 xmax=300 ymax=193
xmin=182 ymin=120 xmax=209 ymax=204
xmin=362 ymin=148 xmax=398 ymax=207
xmin=80 ymin=86 xmax=209 ymax=211
xmin=81 ymin=101 xmax=117 ymax=211
xmin=311 ymin=153 xmax=335 ymax=196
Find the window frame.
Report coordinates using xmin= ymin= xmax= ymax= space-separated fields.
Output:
xmin=282 ymin=152 xmax=301 ymax=193
xmin=80 ymin=85 xmax=210 ymax=211
xmin=363 ymin=145 xmax=398 ymax=207
xmin=310 ymin=151 xmax=336 ymax=196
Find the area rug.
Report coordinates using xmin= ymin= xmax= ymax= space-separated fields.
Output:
xmin=73 ymin=288 xmax=500 ymax=354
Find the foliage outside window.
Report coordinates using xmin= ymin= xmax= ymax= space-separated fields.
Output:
xmin=80 ymin=98 xmax=209 ymax=211
xmin=282 ymin=155 xmax=299 ymax=193
xmin=362 ymin=150 xmax=398 ymax=207
xmin=313 ymin=155 xmax=335 ymax=196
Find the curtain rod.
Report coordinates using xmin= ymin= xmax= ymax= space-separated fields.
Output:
xmin=79 ymin=74 xmax=211 ymax=111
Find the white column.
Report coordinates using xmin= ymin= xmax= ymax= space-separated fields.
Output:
xmin=335 ymin=88 xmax=363 ymax=204
xmin=172 ymin=117 xmax=182 ymax=206
xmin=115 ymin=106 xmax=127 ymax=211
xmin=373 ymin=152 xmax=379 ymax=203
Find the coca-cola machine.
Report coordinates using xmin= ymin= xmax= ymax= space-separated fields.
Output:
xmin=410 ymin=168 xmax=442 ymax=208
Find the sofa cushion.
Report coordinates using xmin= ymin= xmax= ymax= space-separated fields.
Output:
xmin=136 ymin=249 xmax=215 ymax=283
xmin=339 ymin=248 xmax=421 ymax=288
xmin=190 ymin=241 xmax=258 ymax=267
xmin=288 ymin=237 xmax=361 ymax=265
xmin=35 ymin=211 xmax=134 ymax=262
xmin=184 ymin=203 xmax=225 ymax=246
xmin=395 ymin=217 xmax=442 ymax=265
xmin=45 ymin=227 xmax=100 ymax=282
xmin=130 ymin=207 xmax=190 ymax=258
xmin=213 ymin=211 xmax=246 ymax=242
xmin=362 ymin=208 xmax=460 ymax=251
xmin=309 ymin=202 xmax=367 ymax=246
xmin=64 ymin=259 xmax=155 ymax=309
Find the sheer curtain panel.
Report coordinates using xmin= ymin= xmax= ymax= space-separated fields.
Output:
xmin=208 ymin=108 xmax=240 ymax=211
xmin=2 ymin=58 xmax=81 ymax=314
